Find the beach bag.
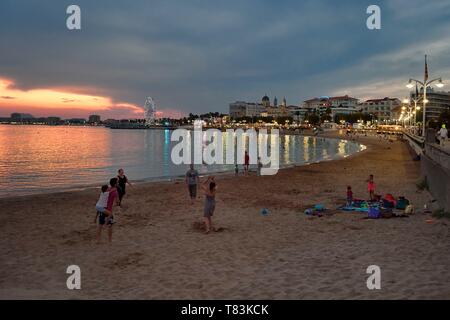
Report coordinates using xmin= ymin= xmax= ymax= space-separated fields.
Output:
xmin=382 ymin=197 xmax=395 ymax=208
xmin=396 ymin=197 xmax=410 ymax=210
xmin=405 ymin=205 xmax=415 ymax=215
xmin=368 ymin=206 xmax=381 ymax=219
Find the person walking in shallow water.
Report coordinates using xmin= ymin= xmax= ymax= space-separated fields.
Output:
xmin=202 ymin=176 xmax=217 ymax=234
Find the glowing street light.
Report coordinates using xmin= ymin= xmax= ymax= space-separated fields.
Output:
xmin=405 ymin=55 xmax=445 ymax=137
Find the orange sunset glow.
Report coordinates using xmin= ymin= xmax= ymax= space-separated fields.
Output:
xmin=0 ymin=77 xmax=144 ymax=119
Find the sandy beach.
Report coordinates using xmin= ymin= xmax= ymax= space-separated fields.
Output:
xmin=0 ymin=132 xmax=449 ymax=300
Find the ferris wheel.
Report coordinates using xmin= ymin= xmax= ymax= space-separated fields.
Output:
xmin=144 ymin=97 xmax=156 ymax=125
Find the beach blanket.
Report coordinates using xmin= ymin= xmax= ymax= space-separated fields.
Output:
xmin=338 ymin=205 xmax=369 ymax=212
xmin=338 ymin=200 xmax=379 ymax=213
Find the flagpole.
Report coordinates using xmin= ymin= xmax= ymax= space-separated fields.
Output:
xmin=422 ymin=54 xmax=428 ymax=138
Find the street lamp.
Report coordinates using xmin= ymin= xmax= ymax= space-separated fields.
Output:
xmin=406 ymin=55 xmax=445 ymax=138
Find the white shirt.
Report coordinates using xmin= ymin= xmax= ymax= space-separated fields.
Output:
xmin=438 ymin=128 xmax=448 ymax=138
xmin=96 ymin=191 xmax=109 ymax=208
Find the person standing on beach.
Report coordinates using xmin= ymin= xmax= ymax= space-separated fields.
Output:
xmin=117 ymin=168 xmax=132 ymax=206
xmin=257 ymin=157 xmax=263 ymax=176
xmin=202 ymin=176 xmax=217 ymax=234
xmin=367 ymin=174 xmax=375 ymax=201
xmin=346 ymin=186 xmax=353 ymax=206
xmin=96 ymin=178 xmax=119 ymax=243
xmin=185 ymin=164 xmax=200 ymax=205
xmin=244 ymin=151 xmax=250 ymax=175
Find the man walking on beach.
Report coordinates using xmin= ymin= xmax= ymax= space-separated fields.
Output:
xmin=186 ymin=164 xmax=199 ymax=205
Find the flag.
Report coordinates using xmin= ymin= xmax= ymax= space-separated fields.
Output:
xmin=424 ymin=54 xmax=428 ymax=82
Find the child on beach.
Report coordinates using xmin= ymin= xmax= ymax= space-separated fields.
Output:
xmin=346 ymin=186 xmax=353 ymax=206
xmin=95 ymin=185 xmax=112 ymax=217
xmin=95 ymin=178 xmax=119 ymax=243
xmin=367 ymin=174 xmax=375 ymax=201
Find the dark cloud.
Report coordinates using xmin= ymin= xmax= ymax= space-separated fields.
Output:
xmin=1 ymin=96 xmax=16 ymax=100
xmin=1 ymin=0 xmax=450 ymax=117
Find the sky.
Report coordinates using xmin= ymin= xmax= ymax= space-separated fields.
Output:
xmin=1 ymin=0 xmax=450 ymax=119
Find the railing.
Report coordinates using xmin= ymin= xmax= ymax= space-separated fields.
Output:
xmin=402 ymin=130 xmax=425 ymax=155
xmin=425 ymin=143 xmax=450 ymax=171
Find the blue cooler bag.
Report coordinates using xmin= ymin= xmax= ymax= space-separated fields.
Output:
xmin=368 ymin=206 xmax=381 ymax=219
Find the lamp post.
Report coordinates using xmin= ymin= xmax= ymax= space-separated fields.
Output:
xmin=408 ymin=96 xmax=423 ymax=127
xmin=406 ymin=55 xmax=444 ymax=138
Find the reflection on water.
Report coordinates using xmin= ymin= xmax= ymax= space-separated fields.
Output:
xmin=0 ymin=125 xmax=365 ymax=198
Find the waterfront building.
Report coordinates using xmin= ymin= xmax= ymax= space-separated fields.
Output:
xmin=10 ymin=113 xmax=34 ymax=121
xmin=303 ymin=95 xmax=359 ymax=113
xmin=261 ymin=95 xmax=270 ymax=108
xmin=360 ymin=97 xmax=401 ymax=122
xmin=411 ymin=87 xmax=450 ymax=122
xmin=229 ymin=101 xmax=266 ymax=118
xmin=288 ymin=105 xmax=312 ymax=122
xmin=302 ymin=95 xmax=359 ymax=120
xmin=88 ymin=114 xmax=101 ymax=123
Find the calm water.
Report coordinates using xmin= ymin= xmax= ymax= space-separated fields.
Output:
xmin=0 ymin=125 xmax=365 ymax=198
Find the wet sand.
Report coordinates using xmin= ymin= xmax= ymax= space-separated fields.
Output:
xmin=0 ymin=132 xmax=449 ymax=299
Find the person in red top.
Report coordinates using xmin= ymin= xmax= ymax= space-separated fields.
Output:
xmin=346 ymin=186 xmax=353 ymax=206
xmin=96 ymin=177 xmax=119 ymax=243
xmin=244 ymin=151 xmax=250 ymax=176
xmin=367 ymin=174 xmax=375 ymax=201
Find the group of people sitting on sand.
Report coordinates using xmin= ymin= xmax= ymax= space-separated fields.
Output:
xmin=345 ymin=174 xmax=413 ymax=218
xmin=94 ymin=168 xmax=132 ymax=243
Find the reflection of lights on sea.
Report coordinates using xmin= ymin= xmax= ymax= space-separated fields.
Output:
xmin=322 ymin=144 xmax=328 ymax=159
xmin=338 ymin=140 xmax=348 ymax=157
xmin=163 ymin=129 xmax=170 ymax=175
xmin=284 ymin=135 xmax=290 ymax=164
xmin=303 ymin=136 xmax=310 ymax=163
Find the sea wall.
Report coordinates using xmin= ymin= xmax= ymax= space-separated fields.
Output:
xmin=421 ymin=145 xmax=450 ymax=212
